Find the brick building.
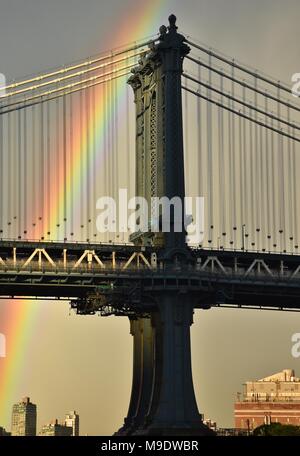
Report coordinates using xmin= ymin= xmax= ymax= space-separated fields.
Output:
xmin=235 ymin=369 xmax=300 ymax=430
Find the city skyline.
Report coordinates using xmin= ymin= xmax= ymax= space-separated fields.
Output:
xmin=2 ymin=396 xmax=79 ymax=436
xmin=4 ymin=368 xmax=300 ymax=435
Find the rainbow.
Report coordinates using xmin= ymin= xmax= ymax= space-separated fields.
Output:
xmin=0 ymin=0 xmax=171 ymax=430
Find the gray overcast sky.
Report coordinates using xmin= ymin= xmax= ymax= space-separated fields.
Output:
xmin=0 ymin=0 xmax=300 ymax=436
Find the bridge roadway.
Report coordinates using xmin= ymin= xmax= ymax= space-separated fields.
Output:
xmin=0 ymin=240 xmax=300 ymax=311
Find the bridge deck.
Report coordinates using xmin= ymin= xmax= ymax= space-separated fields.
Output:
xmin=0 ymin=241 xmax=300 ymax=310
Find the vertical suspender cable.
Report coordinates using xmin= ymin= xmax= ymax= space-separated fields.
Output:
xmin=110 ymin=57 xmax=114 ymax=242
xmin=271 ymin=115 xmax=276 ymax=249
xmin=40 ymin=101 xmax=44 ymax=238
xmin=69 ymin=93 xmax=74 ymax=238
xmin=114 ymin=75 xmax=119 ymax=243
xmin=63 ymin=93 xmax=67 ymax=240
xmin=184 ymin=82 xmax=189 ymax=195
xmin=292 ymin=126 xmax=298 ymax=249
xmin=111 ymin=60 xmax=116 ymax=243
xmin=7 ymin=111 xmax=12 ymax=238
xmin=0 ymin=107 xmax=3 ymax=235
xmin=249 ymin=101 xmax=255 ymax=248
xmin=242 ymin=83 xmax=248 ymax=249
xmin=82 ymin=80 xmax=87 ymax=241
xmin=254 ymin=74 xmax=260 ymax=248
xmin=79 ymin=76 xmax=84 ymax=241
xmin=238 ymin=95 xmax=243 ymax=248
xmin=23 ymin=106 xmax=27 ymax=238
xmin=265 ymin=92 xmax=271 ymax=250
xmin=18 ymin=109 xmax=22 ymax=238
xmin=126 ymin=54 xmax=131 ymax=210
xmin=231 ymin=61 xmax=237 ymax=244
xmin=46 ymin=100 xmax=50 ymax=238
xmin=207 ymin=53 xmax=213 ymax=245
xmin=12 ymin=110 xmax=16 ymax=238
xmin=277 ymin=84 xmax=285 ymax=252
xmin=85 ymin=84 xmax=90 ymax=241
xmin=197 ymin=65 xmax=202 ymax=199
xmin=108 ymin=70 xmax=112 ymax=243
xmin=56 ymin=87 xmax=60 ymax=240
xmin=103 ymin=77 xmax=108 ymax=243
xmin=184 ymin=85 xmax=190 ymax=244
xmin=92 ymin=84 xmax=96 ymax=240
xmin=259 ymin=113 xmax=264 ymax=249
xmin=219 ymin=74 xmax=225 ymax=242
xmin=11 ymin=110 xmax=16 ymax=239
xmin=287 ymin=107 xmax=293 ymax=252
xmin=227 ymin=71 xmax=232 ymax=246
xmin=33 ymin=97 xmax=37 ymax=239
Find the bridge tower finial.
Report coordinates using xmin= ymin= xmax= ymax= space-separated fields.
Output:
xmin=168 ymin=14 xmax=177 ymax=31
xmin=159 ymin=24 xmax=167 ymax=37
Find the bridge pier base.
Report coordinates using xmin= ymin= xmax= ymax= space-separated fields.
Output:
xmin=117 ymin=292 xmax=214 ymax=436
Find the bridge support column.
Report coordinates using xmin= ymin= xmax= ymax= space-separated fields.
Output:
xmin=115 ymin=294 xmax=214 ymax=435
xmin=116 ymin=317 xmax=153 ymax=435
xmin=134 ymin=292 xmax=214 ymax=436
xmin=116 ymin=293 xmax=213 ymax=435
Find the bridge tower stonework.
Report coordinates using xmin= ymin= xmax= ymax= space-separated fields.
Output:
xmin=117 ymin=15 xmax=214 ymax=436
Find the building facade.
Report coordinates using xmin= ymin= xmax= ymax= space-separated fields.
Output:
xmin=235 ymin=369 xmax=300 ymax=430
xmin=39 ymin=419 xmax=72 ymax=436
xmin=65 ymin=411 xmax=79 ymax=436
xmin=11 ymin=397 xmax=37 ymax=436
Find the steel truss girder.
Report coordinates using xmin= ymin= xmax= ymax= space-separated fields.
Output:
xmin=1 ymin=242 xmax=300 ymax=309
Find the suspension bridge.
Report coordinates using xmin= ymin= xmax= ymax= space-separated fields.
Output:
xmin=1 ymin=14 xmax=300 ymax=435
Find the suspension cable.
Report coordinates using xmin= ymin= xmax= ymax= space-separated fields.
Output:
xmin=1 ymin=38 xmax=155 ymax=91
xmin=182 ymin=85 xmax=300 ymax=143
xmin=183 ymin=73 xmax=300 ymax=133
xmin=186 ymin=55 xmax=300 ymax=114
xmin=1 ymin=51 xmax=144 ymax=100
xmin=186 ymin=39 xmax=291 ymax=93
xmin=0 ymin=62 xmax=136 ymax=112
xmin=0 ymin=69 xmax=131 ymax=115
